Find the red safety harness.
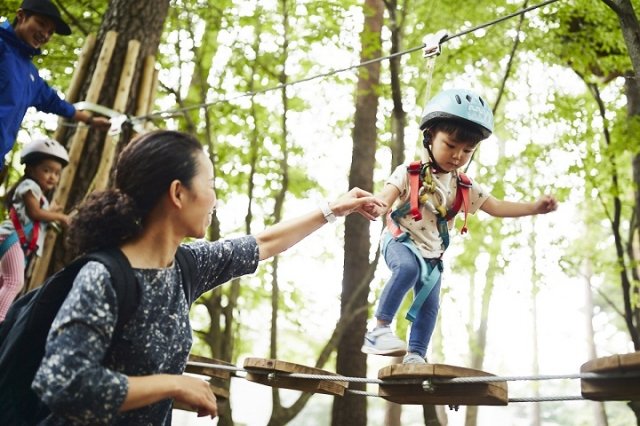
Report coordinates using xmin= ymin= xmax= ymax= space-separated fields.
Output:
xmin=387 ymin=160 xmax=472 ymax=241
xmin=9 ymin=206 xmax=40 ymax=256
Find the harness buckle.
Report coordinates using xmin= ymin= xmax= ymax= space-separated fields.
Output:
xmin=457 ymin=180 xmax=472 ymax=189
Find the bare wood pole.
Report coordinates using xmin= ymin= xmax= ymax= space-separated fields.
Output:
xmin=135 ymin=55 xmax=156 ymax=124
xmin=54 ymin=33 xmax=97 ymax=141
xmin=27 ymin=31 xmax=118 ymax=290
xmin=88 ymin=39 xmax=141 ymax=192
xmin=144 ymin=61 xmax=159 ymax=132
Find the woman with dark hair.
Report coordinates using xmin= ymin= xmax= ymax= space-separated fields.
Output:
xmin=32 ymin=130 xmax=384 ymax=425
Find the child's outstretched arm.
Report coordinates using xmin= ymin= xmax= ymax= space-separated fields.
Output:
xmin=23 ymin=192 xmax=71 ymax=226
xmin=480 ymin=194 xmax=557 ymax=218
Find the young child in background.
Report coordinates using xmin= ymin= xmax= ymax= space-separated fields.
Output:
xmin=361 ymin=88 xmax=558 ymax=364
xmin=0 ymin=0 xmax=110 ymax=168
xmin=0 ymin=137 xmax=70 ymax=320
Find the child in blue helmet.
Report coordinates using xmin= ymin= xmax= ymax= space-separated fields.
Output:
xmin=0 ymin=0 xmax=110 ymax=168
xmin=361 ymin=88 xmax=558 ymax=364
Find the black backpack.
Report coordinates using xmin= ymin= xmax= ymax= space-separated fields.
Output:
xmin=0 ymin=246 xmax=196 ymax=425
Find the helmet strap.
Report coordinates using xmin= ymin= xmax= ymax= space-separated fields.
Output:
xmin=422 ymin=134 xmax=447 ymax=174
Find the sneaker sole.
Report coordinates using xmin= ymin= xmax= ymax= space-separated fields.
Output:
xmin=361 ymin=345 xmax=407 ymax=357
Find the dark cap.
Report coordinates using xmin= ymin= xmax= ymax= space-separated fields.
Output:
xmin=20 ymin=0 xmax=71 ymax=35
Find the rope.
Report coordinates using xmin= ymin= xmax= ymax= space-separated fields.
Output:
xmin=346 ymin=389 xmax=381 ymax=398
xmin=132 ymin=0 xmax=563 ymax=124
xmin=344 ymin=390 xmax=586 ymax=402
xmin=509 ymin=395 xmax=585 ymax=403
xmin=431 ymin=371 xmax=640 ymax=384
xmin=186 ymin=360 xmax=638 ymax=403
xmin=187 ymin=361 xmax=640 ymax=385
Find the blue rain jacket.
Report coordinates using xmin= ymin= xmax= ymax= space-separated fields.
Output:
xmin=0 ymin=21 xmax=75 ymax=162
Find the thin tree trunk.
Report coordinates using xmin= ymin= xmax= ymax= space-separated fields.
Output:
xmin=332 ymin=0 xmax=384 ymax=425
xmin=530 ymin=217 xmax=541 ymax=426
xmin=582 ymin=260 xmax=609 ymax=426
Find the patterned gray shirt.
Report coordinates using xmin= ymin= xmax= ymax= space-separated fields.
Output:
xmin=32 ymin=236 xmax=259 ymax=425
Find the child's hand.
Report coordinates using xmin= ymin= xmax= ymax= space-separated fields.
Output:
xmin=534 ymin=195 xmax=558 ymax=214
xmin=330 ymin=187 xmax=387 ymax=221
xmin=361 ymin=203 xmax=387 ymax=219
xmin=57 ymin=214 xmax=72 ymax=227
xmin=49 ymin=201 xmax=63 ymax=213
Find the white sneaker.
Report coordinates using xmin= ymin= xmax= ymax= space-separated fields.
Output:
xmin=361 ymin=326 xmax=407 ymax=356
xmin=402 ymin=352 xmax=427 ymax=365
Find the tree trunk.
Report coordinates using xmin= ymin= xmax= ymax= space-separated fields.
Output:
xmin=332 ymin=0 xmax=383 ymax=425
xmin=47 ymin=0 xmax=171 ymax=271
xmin=529 ymin=217 xmax=541 ymax=426
xmin=602 ymin=0 xmax=640 ymax=351
xmin=582 ymin=261 xmax=609 ymax=426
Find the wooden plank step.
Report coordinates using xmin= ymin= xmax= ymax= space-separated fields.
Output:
xmin=580 ymin=351 xmax=640 ymax=401
xmin=378 ymin=363 xmax=508 ymax=406
xmin=243 ymin=357 xmax=348 ymax=396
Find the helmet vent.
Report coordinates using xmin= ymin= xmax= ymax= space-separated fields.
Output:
xmin=466 ymin=94 xmax=472 ymax=102
xmin=479 ymin=97 xmax=485 ymax=106
xmin=455 ymin=95 xmax=462 ymax=104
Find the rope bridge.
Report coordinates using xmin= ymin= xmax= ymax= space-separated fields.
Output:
xmin=181 ymin=352 xmax=640 ymax=409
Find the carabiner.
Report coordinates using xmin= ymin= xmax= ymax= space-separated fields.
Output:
xmin=422 ymin=30 xmax=449 ymax=58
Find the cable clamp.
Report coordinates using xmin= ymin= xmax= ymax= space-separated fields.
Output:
xmin=73 ymin=101 xmax=146 ymax=135
xmin=422 ymin=30 xmax=448 ymax=58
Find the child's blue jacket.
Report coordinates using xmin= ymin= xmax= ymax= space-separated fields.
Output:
xmin=0 ymin=21 xmax=75 ymax=163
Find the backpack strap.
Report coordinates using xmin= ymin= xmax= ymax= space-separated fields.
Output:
xmin=175 ymin=245 xmax=196 ymax=306
xmin=85 ymin=248 xmax=140 ymax=340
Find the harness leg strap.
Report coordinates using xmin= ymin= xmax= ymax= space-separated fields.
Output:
xmin=406 ymin=263 xmax=441 ymax=322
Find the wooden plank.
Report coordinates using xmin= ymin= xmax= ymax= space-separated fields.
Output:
xmin=378 ymin=363 xmax=508 ymax=406
xmin=244 ymin=357 xmax=348 ymax=396
xmin=88 ymin=38 xmax=141 ymax=193
xmin=581 ymin=352 xmax=640 ymax=401
xmin=54 ymin=33 xmax=96 ymax=141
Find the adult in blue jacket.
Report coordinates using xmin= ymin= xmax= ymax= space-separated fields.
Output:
xmin=0 ymin=0 xmax=110 ymax=168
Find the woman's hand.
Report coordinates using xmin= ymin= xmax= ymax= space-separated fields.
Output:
xmin=122 ymin=374 xmax=217 ymax=419
xmin=172 ymin=375 xmax=218 ymax=419
xmin=328 ymin=187 xmax=387 ymax=220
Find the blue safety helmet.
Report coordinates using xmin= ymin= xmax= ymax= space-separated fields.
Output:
xmin=420 ymin=89 xmax=494 ymax=139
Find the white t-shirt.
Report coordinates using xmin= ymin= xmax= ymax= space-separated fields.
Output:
xmin=385 ymin=164 xmax=490 ymax=258
xmin=0 ymin=178 xmax=50 ymax=255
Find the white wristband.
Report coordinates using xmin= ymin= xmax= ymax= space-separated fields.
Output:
xmin=319 ymin=201 xmax=336 ymax=223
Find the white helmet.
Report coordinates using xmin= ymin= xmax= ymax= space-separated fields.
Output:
xmin=20 ymin=138 xmax=69 ymax=166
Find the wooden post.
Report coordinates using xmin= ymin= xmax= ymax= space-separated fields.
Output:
xmin=53 ymin=34 xmax=97 ymax=141
xmin=87 ymin=39 xmax=140 ymax=193
xmin=27 ymin=31 xmax=118 ymax=291
xmin=138 ymin=56 xmax=159 ymax=132
xmin=146 ymin=68 xmax=159 ymax=131
xmin=136 ymin=56 xmax=156 ymax=119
